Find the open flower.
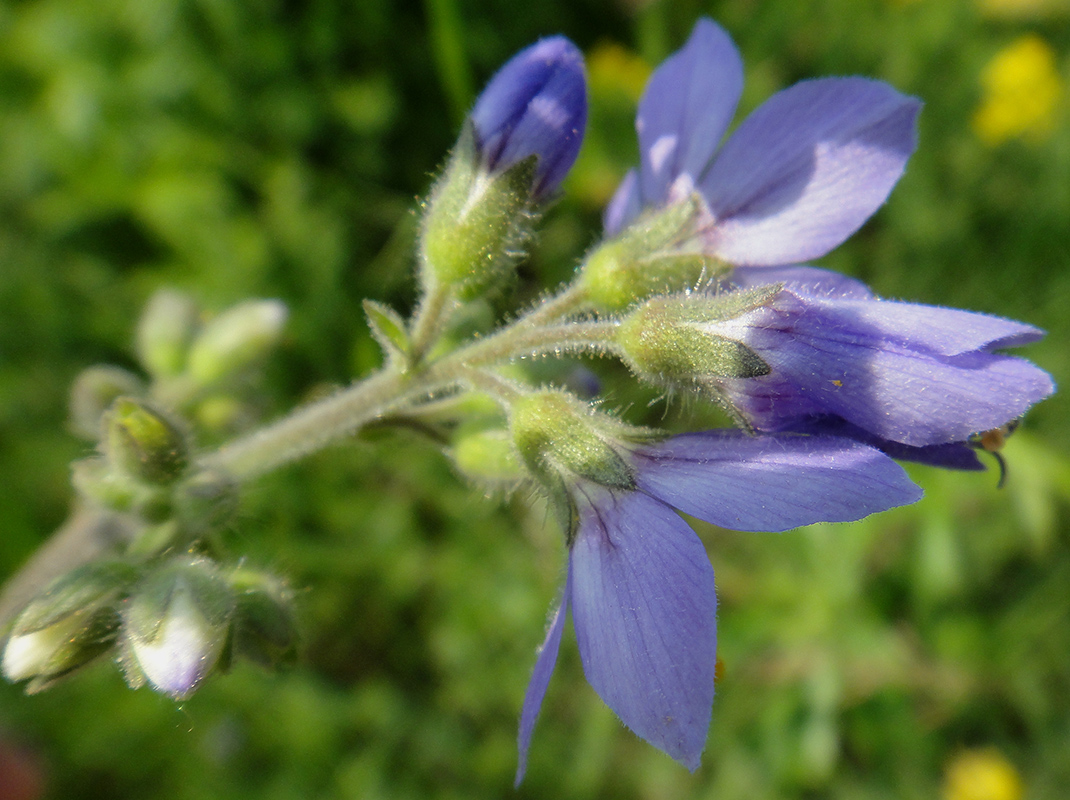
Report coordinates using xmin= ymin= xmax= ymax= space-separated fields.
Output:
xmin=603 ymin=18 xmax=920 ymax=268
xmin=722 ymin=266 xmax=1053 ymax=452
xmin=617 ymin=265 xmax=1055 ymax=462
xmin=515 ymin=426 xmax=922 ymax=783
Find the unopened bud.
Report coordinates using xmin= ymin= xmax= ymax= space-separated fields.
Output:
xmin=173 ymin=469 xmax=239 ymax=534
xmin=72 ymin=457 xmax=137 ymax=511
xmin=69 ymin=366 xmax=146 ymax=441
xmin=120 ymin=557 xmax=234 ymax=699
xmin=3 ymin=561 xmax=137 ymax=691
xmin=193 ymin=394 xmax=254 ymax=437
xmin=72 ymin=457 xmax=173 ymax=519
xmin=186 ymin=300 xmax=287 ymax=388
xmin=136 ymin=289 xmax=200 ymax=379
xmin=106 ymin=398 xmax=189 ymax=485
xmin=419 ymin=127 xmax=538 ymax=301
xmin=469 ymin=36 xmax=587 ymax=200
xmin=450 ymin=426 xmax=527 ymax=486
xmin=418 ymin=36 xmax=587 ymax=301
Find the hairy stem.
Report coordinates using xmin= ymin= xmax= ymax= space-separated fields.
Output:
xmin=407 ymin=281 xmax=456 ymax=365
xmin=201 ymin=313 xmax=619 ymax=481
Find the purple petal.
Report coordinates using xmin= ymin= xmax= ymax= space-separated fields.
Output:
xmin=603 ymin=168 xmax=642 ymax=236
xmin=700 ymin=78 xmax=921 ymax=265
xmin=637 ymin=18 xmax=743 ymax=205
xmin=569 ymin=486 xmax=717 ymax=769
xmin=721 ymin=294 xmax=1055 ymax=446
xmin=631 ymin=431 xmax=922 ymax=531
xmin=813 ymin=298 xmax=1047 ymax=356
xmin=471 ymin=36 xmax=588 ymax=198
xmin=729 ymin=264 xmax=875 ymax=300
xmin=782 ymin=415 xmax=987 ymax=471
xmin=515 ymin=576 xmax=571 ymax=787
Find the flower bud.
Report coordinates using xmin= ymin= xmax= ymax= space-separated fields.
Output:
xmin=136 ymin=289 xmax=200 ymax=379
xmin=72 ymin=457 xmax=173 ymax=519
xmin=3 ymin=561 xmax=136 ymax=691
xmin=126 ymin=520 xmax=182 ymax=558
xmin=450 ymin=425 xmax=527 ymax=487
xmin=193 ymin=394 xmax=254 ymax=437
xmin=470 ymin=36 xmax=587 ymax=200
xmin=105 ymin=398 xmax=189 ymax=486
xmin=69 ymin=366 xmax=146 ymax=441
xmin=578 ymin=196 xmax=730 ymax=312
xmin=120 ymin=557 xmax=234 ymax=699
xmin=616 ymin=289 xmax=776 ymax=391
xmin=72 ymin=457 xmax=137 ymax=511
xmin=186 ymin=300 xmax=288 ymax=389
xmin=419 ymin=37 xmax=587 ymax=301
xmin=228 ymin=568 xmax=297 ymax=668
xmin=419 ymin=126 xmax=539 ymax=301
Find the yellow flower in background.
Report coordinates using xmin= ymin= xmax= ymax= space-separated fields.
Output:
xmin=943 ymin=748 xmax=1024 ymax=800
xmin=973 ymin=34 xmax=1063 ymax=144
xmin=586 ymin=41 xmax=651 ymax=102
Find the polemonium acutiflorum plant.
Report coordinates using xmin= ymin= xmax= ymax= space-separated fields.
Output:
xmin=0 ymin=17 xmax=1054 ymax=786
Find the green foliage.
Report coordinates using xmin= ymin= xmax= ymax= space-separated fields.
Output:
xmin=1 ymin=0 xmax=1068 ymax=798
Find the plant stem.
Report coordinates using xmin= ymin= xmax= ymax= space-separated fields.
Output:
xmin=517 ymin=283 xmax=590 ymax=327
xmin=200 ymin=313 xmax=619 ymax=482
xmin=407 ymin=281 xmax=455 ymax=365
xmin=200 ymin=368 xmax=408 ymax=480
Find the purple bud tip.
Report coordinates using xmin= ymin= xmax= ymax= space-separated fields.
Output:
xmin=470 ymin=36 xmax=588 ymax=198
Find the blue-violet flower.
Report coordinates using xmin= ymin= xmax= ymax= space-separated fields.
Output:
xmin=471 ymin=36 xmax=587 ymax=199
xmin=603 ymin=18 xmax=920 ymax=268
xmin=516 ymin=430 xmax=921 ymax=783
xmin=715 ymin=266 xmax=1055 ymax=458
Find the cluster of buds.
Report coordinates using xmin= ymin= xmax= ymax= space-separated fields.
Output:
xmin=3 ymin=556 xmax=295 ymax=698
xmin=71 ymin=291 xmax=288 ymax=443
xmin=64 ymin=291 xmax=292 ymax=551
xmin=2 ymin=292 xmax=295 ymax=698
xmin=71 ymin=397 xmax=237 ymax=555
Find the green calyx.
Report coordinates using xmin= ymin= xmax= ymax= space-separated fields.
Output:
xmin=106 ymin=398 xmax=190 ymax=486
xmin=123 ymin=557 xmax=235 ymax=645
xmin=419 ymin=124 xmax=539 ymax=301
xmin=510 ymin=391 xmax=635 ymax=492
xmin=69 ymin=365 xmax=146 ymax=441
xmin=578 ymin=197 xmax=731 ymax=312
xmin=450 ymin=424 xmax=527 ymax=487
xmin=617 ymin=288 xmax=780 ymax=386
xmin=10 ymin=561 xmax=139 ymax=637
xmin=3 ymin=560 xmax=137 ymax=692
xmin=227 ymin=568 xmax=298 ymax=668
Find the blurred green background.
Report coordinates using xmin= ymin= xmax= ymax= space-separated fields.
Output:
xmin=0 ymin=0 xmax=1068 ymax=798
